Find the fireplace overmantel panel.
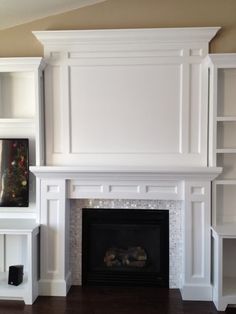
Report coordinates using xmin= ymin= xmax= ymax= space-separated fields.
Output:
xmin=33 ymin=27 xmax=220 ymax=168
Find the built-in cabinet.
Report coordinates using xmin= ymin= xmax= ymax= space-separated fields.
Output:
xmin=0 ymin=220 xmax=39 ymax=304
xmin=0 ymin=58 xmax=45 ymax=303
xmin=207 ymin=53 xmax=236 ymax=310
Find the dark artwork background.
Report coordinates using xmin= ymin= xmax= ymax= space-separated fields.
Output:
xmin=0 ymin=139 xmax=29 ymax=207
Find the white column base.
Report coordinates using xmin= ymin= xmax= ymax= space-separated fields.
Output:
xmin=181 ymin=284 xmax=212 ymax=301
xmin=39 ymin=272 xmax=71 ymax=296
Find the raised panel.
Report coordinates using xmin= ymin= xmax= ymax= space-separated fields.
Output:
xmin=191 ymin=202 xmax=204 ymax=277
xmin=46 ymin=66 xmax=63 ymax=154
xmin=189 ymin=64 xmax=201 ymax=153
xmin=68 ymin=179 xmax=183 ymax=200
xmin=46 ymin=200 xmax=60 ymax=275
xmin=109 ymin=185 xmax=139 ymax=193
xmin=41 ymin=28 xmax=214 ymax=167
xmin=69 ymin=64 xmax=181 ymax=154
xmin=191 ymin=186 xmax=205 ymax=195
xmin=146 ymin=185 xmax=178 ymax=194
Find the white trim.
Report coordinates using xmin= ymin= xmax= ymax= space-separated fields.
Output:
xmin=0 ymin=58 xmax=45 ymax=72
xmin=33 ymin=27 xmax=220 ymax=48
xmin=30 ymin=166 xmax=221 ymax=180
xmin=39 ymin=279 xmax=68 ymax=296
xmin=181 ymin=284 xmax=212 ymax=301
xmin=205 ymin=53 xmax=236 ymax=68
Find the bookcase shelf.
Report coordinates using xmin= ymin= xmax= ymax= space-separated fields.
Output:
xmin=216 ymin=116 xmax=236 ymax=122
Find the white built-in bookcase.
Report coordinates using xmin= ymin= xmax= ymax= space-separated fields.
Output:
xmin=207 ymin=54 xmax=236 ymax=225
xmin=0 ymin=58 xmax=45 ymax=218
xmin=0 ymin=58 xmax=45 ymax=304
xmin=207 ymin=53 xmax=236 ymax=311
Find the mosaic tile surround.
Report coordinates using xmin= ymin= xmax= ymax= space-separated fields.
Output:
xmin=70 ymin=199 xmax=183 ymax=288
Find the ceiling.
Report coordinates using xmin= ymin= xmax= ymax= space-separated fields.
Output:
xmin=0 ymin=0 xmax=106 ymax=30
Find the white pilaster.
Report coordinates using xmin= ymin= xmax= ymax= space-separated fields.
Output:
xmin=39 ymin=179 xmax=71 ymax=296
xmin=181 ymin=180 xmax=212 ymax=300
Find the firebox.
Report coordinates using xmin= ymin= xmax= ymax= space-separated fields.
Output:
xmin=82 ymin=208 xmax=169 ymax=287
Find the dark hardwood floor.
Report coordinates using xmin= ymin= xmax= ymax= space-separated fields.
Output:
xmin=0 ymin=286 xmax=235 ymax=314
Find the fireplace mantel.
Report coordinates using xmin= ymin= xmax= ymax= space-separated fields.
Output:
xmin=31 ymin=166 xmax=221 ymax=200
xmin=30 ymin=166 xmax=221 ymax=179
xmin=31 ymin=165 xmax=221 ymax=300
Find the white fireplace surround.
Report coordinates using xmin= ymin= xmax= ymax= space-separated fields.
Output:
xmin=31 ymin=166 xmax=221 ymax=300
xmin=29 ymin=27 xmax=223 ymax=301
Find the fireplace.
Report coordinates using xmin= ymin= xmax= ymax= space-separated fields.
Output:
xmin=31 ymin=167 xmax=220 ymax=299
xmin=82 ymin=208 xmax=169 ymax=286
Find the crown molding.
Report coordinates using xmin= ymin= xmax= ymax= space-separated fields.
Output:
xmin=33 ymin=27 xmax=221 ymax=50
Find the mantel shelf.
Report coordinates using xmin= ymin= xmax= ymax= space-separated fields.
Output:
xmin=30 ymin=166 xmax=222 ymax=181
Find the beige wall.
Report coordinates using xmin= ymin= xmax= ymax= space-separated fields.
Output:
xmin=0 ymin=0 xmax=236 ymax=57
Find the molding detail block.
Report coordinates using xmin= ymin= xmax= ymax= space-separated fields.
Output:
xmin=33 ymin=27 xmax=220 ymax=168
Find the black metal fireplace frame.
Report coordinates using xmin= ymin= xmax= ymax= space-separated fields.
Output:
xmin=82 ymin=208 xmax=169 ymax=287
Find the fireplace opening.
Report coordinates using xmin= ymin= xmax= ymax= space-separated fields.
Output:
xmin=82 ymin=208 xmax=169 ymax=287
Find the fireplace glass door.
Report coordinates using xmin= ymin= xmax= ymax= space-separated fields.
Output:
xmin=82 ymin=208 xmax=169 ymax=287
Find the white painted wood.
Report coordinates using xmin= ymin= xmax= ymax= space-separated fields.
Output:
xmin=0 ymin=236 xmax=4 ymax=272
xmin=31 ymin=166 xmax=221 ymax=300
xmin=33 ymin=28 xmax=220 ymax=51
xmin=181 ymin=180 xmax=212 ymax=300
xmin=30 ymin=165 xmax=222 ymax=180
xmin=0 ymin=220 xmax=39 ymax=304
xmin=212 ymin=223 xmax=236 ymax=236
xmin=0 ymin=72 xmax=35 ymax=118
xmin=69 ymin=179 xmax=182 ymax=200
xmin=0 ymin=58 xmax=45 ymax=167
xmin=207 ymin=54 xmax=236 ymax=309
xmin=33 ymin=28 xmax=220 ymax=168
xmin=0 ymin=57 xmax=45 ymax=221
xmin=217 ymin=116 xmax=236 ymax=121
xmin=39 ymin=179 xmax=71 ymax=296
xmin=217 ymin=121 xmax=236 ymax=149
xmin=69 ymin=64 xmax=181 ymax=154
xmin=207 ymin=53 xmax=236 ymax=225
xmin=211 ymin=228 xmax=236 ymax=311
xmin=0 ymin=57 xmax=45 ymax=303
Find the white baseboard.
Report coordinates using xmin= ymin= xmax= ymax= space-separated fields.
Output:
xmin=39 ymin=272 xmax=72 ymax=296
xmin=181 ymin=284 xmax=212 ymax=301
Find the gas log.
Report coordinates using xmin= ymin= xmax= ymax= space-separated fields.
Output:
xmin=104 ymin=246 xmax=147 ymax=268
